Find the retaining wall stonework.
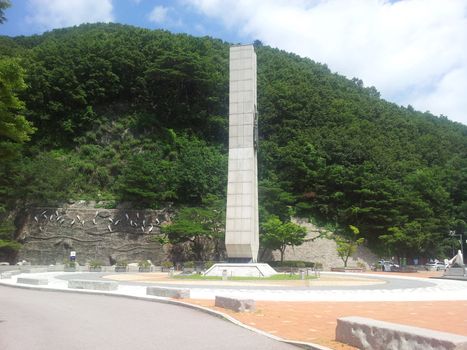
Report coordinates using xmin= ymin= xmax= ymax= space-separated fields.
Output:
xmin=271 ymin=218 xmax=378 ymax=270
xmin=16 ymin=202 xmax=171 ymax=265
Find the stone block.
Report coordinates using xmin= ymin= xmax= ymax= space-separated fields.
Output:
xmin=146 ymin=286 xmax=190 ymax=299
xmin=336 ymin=316 xmax=467 ymax=350
xmin=444 ymin=267 xmax=466 ymax=276
xmin=68 ymin=279 xmax=118 ymax=291
xmin=215 ymin=296 xmax=256 ymax=312
xmin=0 ymin=272 xmax=12 ymax=279
xmin=17 ymin=277 xmax=48 ymax=285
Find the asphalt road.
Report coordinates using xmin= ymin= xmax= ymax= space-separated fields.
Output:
xmin=0 ymin=286 xmax=298 ymax=350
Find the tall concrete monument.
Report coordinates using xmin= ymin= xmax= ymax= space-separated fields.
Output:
xmin=205 ymin=44 xmax=276 ymax=277
xmin=225 ymin=44 xmax=259 ymax=263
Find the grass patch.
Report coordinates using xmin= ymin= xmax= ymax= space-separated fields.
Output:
xmin=173 ymin=273 xmax=318 ymax=281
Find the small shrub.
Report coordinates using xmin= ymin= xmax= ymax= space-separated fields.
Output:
xmin=90 ymin=260 xmax=102 ymax=268
xmin=161 ymin=261 xmax=173 ymax=269
xmin=204 ymin=260 xmax=215 ymax=270
xmin=63 ymin=259 xmax=76 ymax=268
xmin=267 ymin=260 xmax=315 ymax=268
xmin=356 ymin=261 xmax=366 ymax=270
xmin=138 ymin=260 xmax=151 ymax=268
xmin=116 ymin=260 xmax=127 ymax=268
xmin=184 ymin=261 xmax=195 ymax=268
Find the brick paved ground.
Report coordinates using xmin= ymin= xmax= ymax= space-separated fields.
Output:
xmin=185 ymin=299 xmax=467 ymax=349
xmin=183 ymin=271 xmax=467 ymax=350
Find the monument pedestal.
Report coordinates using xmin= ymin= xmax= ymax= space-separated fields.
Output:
xmin=204 ymin=263 xmax=277 ymax=277
xmin=444 ymin=267 xmax=466 ymax=277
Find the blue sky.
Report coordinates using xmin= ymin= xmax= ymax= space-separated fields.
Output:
xmin=0 ymin=0 xmax=248 ymax=42
xmin=2 ymin=0 xmax=467 ymax=125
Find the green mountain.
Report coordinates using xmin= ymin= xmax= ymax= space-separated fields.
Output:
xmin=1 ymin=23 xmax=466 ymax=260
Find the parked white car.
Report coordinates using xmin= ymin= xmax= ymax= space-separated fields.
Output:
xmin=379 ymin=260 xmax=400 ymax=272
xmin=425 ymin=262 xmax=446 ymax=271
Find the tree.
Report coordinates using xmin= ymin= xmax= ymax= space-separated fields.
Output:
xmin=0 ymin=0 xmax=10 ymax=24
xmin=115 ymin=150 xmax=177 ymax=207
xmin=160 ymin=201 xmax=225 ymax=261
xmin=0 ymin=58 xmax=35 ymax=159
xmin=11 ymin=152 xmax=76 ymax=206
xmin=173 ymin=134 xmax=227 ymax=204
xmin=261 ymin=216 xmax=307 ymax=262
xmin=0 ymin=219 xmax=20 ymax=262
xmin=335 ymin=225 xmax=364 ymax=267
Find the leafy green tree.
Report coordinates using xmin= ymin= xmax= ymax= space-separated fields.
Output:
xmin=160 ymin=201 xmax=225 ymax=261
xmin=115 ymin=150 xmax=177 ymax=207
xmin=173 ymin=134 xmax=227 ymax=203
xmin=335 ymin=225 xmax=364 ymax=267
xmin=0 ymin=58 xmax=35 ymax=159
xmin=11 ymin=152 xmax=76 ymax=206
xmin=258 ymin=178 xmax=296 ymax=221
xmin=261 ymin=216 xmax=307 ymax=262
xmin=0 ymin=0 xmax=10 ymax=24
xmin=0 ymin=219 xmax=20 ymax=262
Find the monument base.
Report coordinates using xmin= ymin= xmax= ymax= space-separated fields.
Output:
xmin=444 ymin=267 xmax=466 ymax=277
xmin=204 ymin=263 xmax=277 ymax=277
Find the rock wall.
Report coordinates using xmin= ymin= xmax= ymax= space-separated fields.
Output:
xmin=16 ymin=202 xmax=170 ymax=265
xmin=17 ymin=204 xmax=379 ymax=269
xmin=271 ymin=218 xmax=378 ymax=270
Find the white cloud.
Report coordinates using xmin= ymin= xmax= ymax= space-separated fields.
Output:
xmin=26 ymin=0 xmax=114 ymax=29
xmin=148 ymin=5 xmax=183 ymax=26
xmin=148 ymin=5 xmax=169 ymax=24
xmin=185 ymin=0 xmax=467 ymax=124
xmin=412 ymin=67 xmax=467 ymax=121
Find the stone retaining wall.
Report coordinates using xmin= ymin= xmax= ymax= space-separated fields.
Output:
xmin=271 ymin=218 xmax=378 ymax=270
xmin=17 ymin=202 xmax=171 ymax=265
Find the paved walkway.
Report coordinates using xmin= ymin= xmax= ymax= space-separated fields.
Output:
xmin=2 ymin=270 xmax=467 ymax=349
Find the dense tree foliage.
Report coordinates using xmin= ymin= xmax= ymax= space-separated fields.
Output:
xmin=0 ymin=23 xmax=466 ymax=260
xmin=0 ymin=57 xmax=35 ymax=159
xmin=0 ymin=0 xmax=10 ymax=24
xmin=160 ymin=197 xmax=225 ymax=261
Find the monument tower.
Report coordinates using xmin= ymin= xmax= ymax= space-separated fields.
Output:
xmin=205 ymin=44 xmax=275 ymax=277
xmin=224 ymin=44 xmax=259 ymax=263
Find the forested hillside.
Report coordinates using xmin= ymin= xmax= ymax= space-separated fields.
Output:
xmin=1 ymin=23 xmax=466 ymax=260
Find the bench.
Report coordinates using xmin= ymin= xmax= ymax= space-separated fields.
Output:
xmin=68 ymin=279 xmax=118 ymax=291
xmin=336 ymin=316 xmax=467 ymax=350
xmin=215 ymin=296 xmax=256 ymax=312
xmin=17 ymin=277 xmax=48 ymax=285
xmin=146 ymin=286 xmax=190 ymax=299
